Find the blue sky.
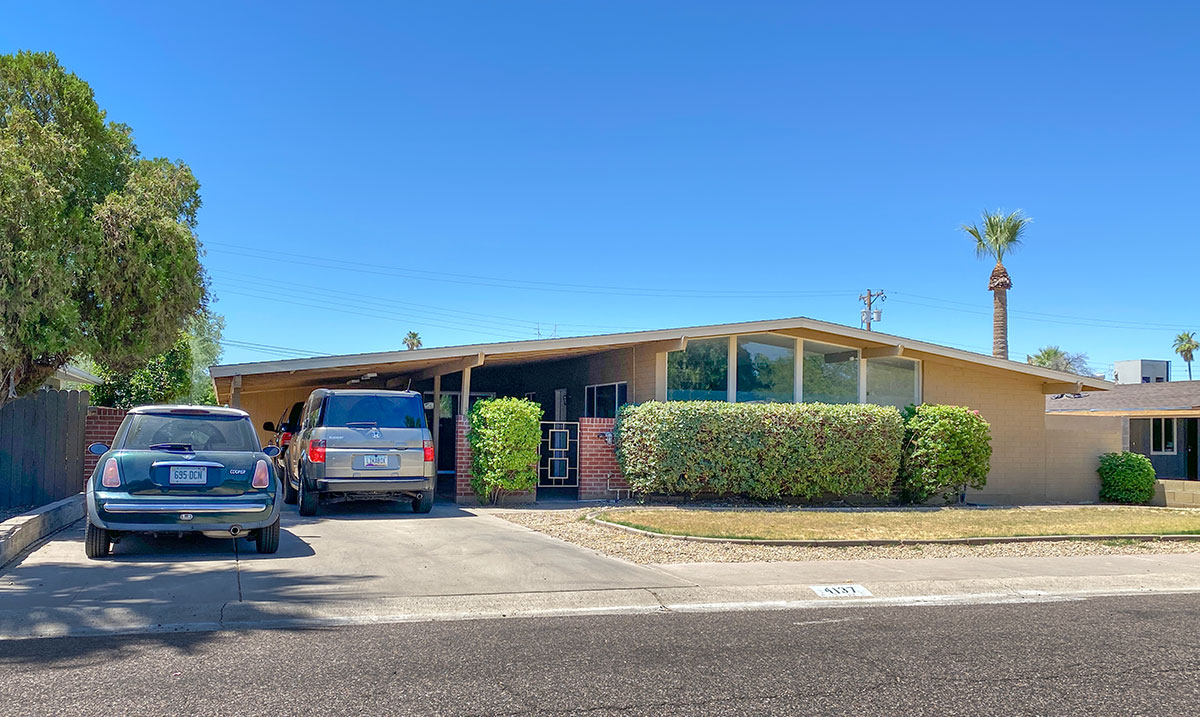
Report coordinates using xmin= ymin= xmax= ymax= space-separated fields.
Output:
xmin=5 ymin=2 xmax=1199 ymax=377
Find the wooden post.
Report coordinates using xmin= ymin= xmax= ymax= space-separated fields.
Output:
xmin=231 ymin=375 xmax=242 ymax=409
xmin=432 ymin=374 xmax=442 ymax=461
xmin=460 ymin=366 xmax=471 ymax=416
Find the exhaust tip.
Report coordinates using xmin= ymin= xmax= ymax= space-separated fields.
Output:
xmin=229 ymin=525 xmax=242 ymax=537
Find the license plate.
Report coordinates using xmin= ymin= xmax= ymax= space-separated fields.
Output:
xmin=363 ymin=454 xmax=389 ymax=468
xmin=170 ymin=466 xmax=207 ymax=485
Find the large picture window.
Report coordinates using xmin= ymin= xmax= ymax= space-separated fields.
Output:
xmin=736 ymin=334 xmax=795 ymax=403
xmin=1152 ymin=417 xmax=1176 ymax=455
xmin=802 ymin=341 xmax=859 ymax=404
xmin=667 ymin=338 xmax=728 ymax=401
xmin=585 ymin=382 xmax=628 ymax=418
xmin=865 ymin=357 xmax=919 ymax=409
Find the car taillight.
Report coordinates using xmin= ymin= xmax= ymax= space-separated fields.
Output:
xmin=423 ymin=439 xmax=435 ymax=463
xmin=308 ymin=439 xmax=326 ymax=463
xmin=280 ymin=431 xmax=292 ymax=447
xmin=252 ymin=459 xmax=270 ymax=488
xmin=101 ymin=458 xmax=121 ymax=488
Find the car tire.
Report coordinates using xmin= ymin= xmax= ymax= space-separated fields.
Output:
xmin=297 ymin=475 xmax=319 ymax=517
xmin=256 ymin=518 xmax=280 ymax=554
xmin=412 ymin=491 xmax=434 ymax=514
xmin=282 ymin=468 xmax=298 ymax=505
xmin=85 ymin=520 xmax=111 ymax=559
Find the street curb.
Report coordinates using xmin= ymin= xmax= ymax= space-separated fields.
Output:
xmin=0 ymin=494 xmax=85 ymax=569
xmin=586 ymin=507 xmax=1200 ymax=547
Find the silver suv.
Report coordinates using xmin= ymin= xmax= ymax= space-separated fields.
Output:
xmin=286 ymin=389 xmax=435 ymax=516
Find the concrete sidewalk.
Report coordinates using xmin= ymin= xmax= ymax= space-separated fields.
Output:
xmin=3 ymin=505 xmax=1200 ymax=639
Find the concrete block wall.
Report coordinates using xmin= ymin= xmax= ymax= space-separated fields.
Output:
xmin=1152 ymin=479 xmax=1200 ymax=507
xmin=1043 ymin=414 xmax=1123 ymax=502
xmin=83 ymin=406 xmax=127 ymax=480
xmin=579 ymin=418 xmax=626 ymax=499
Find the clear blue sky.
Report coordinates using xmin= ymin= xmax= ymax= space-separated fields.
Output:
xmin=5 ymin=2 xmax=1199 ymax=377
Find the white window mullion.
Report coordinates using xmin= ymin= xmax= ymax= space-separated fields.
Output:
xmin=727 ymin=336 xmax=737 ymax=402
xmin=857 ymin=349 xmax=866 ymax=404
xmin=794 ymin=338 xmax=803 ymax=403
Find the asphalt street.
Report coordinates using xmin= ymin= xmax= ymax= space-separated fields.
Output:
xmin=2 ymin=592 xmax=1198 ymax=716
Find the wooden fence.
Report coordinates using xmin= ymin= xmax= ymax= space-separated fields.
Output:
xmin=0 ymin=390 xmax=89 ymax=510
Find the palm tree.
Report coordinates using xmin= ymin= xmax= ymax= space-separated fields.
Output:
xmin=1173 ymin=331 xmax=1198 ymax=380
xmin=962 ymin=209 xmax=1031 ymax=360
xmin=403 ymin=331 xmax=422 ymax=351
xmin=1026 ymin=346 xmax=1091 ymax=375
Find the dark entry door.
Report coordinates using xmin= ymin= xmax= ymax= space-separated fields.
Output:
xmin=1188 ymin=418 xmax=1198 ymax=480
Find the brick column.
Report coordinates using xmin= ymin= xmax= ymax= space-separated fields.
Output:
xmin=579 ymin=418 xmax=626 ymax=500
xmin=83 ymin=406 xmax=128 ymax=480
xmin=455 ymin=415 xmax=474 ymax=503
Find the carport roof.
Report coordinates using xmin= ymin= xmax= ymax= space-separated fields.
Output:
xmin=210 ymin=315 xmax=1112 ymax=401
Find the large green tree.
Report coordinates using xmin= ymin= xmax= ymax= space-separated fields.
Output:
xmin=90 ymin=333 xmax=192 ymax=409
xmin=1026 ymin=346 xmax=1091 ymax=375
xmin=962 ymin=210 xmax=1030 ymax=360
xmin=0 ymin=51 xmax=207 ymax=405
xmin=187 ymin=311 xmax=224 ymax=403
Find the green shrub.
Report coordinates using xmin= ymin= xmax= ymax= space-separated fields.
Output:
xmin=466 ymin=397 xmax=543 ymax=504
xmin=1097 ymin=451 xmax=1156 ymax=504
xmin=614 ymin=401 xmax=903 ymax=500
xmin=899 ymin=404 xmax=992 ymax=504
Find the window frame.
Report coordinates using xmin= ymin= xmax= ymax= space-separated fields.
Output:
xmin=584 ymin=381 xmax=628 ymax=418
xmin=1151 ymin=417 xmax=1177 ymax=455
xmin=862 ymin=355 xmax=923 ymax=409
xmin=800 ymin=338 xmax=863 ymax=405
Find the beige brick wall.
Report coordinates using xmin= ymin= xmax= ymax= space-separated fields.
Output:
xmin=1152 ymin=479 xmax=1200 ymax=507
xmin=1043 ymin=414 xmax=1123 ymax=502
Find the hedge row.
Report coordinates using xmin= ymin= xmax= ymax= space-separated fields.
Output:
xmin=614 ymin=401 xmax=905 ymax=500
xmin=467 ymin=397 xmax=543 ymax=504
xmin=614 ymin=401 xmax=993 ymax=503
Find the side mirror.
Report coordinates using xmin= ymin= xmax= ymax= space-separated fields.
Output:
xmin=262 ymin=421 xmax=276 ymax=432
xmin=262 ymin=445 xmax=281 ymax=458
xmin=87 ymin=443 xmax=109 ymax=456
xmin=424 ymin=402 xmax=435 ymax=410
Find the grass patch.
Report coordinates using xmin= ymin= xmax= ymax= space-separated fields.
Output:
xmin=598 ymin=507 xmax=1200 ymax=541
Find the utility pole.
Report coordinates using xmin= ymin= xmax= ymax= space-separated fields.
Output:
xmin=859 ymin=289 xmax=886 ymax=331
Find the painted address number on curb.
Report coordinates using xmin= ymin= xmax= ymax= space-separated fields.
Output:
xmin=810 ymin=584 xmax=873 ymax=598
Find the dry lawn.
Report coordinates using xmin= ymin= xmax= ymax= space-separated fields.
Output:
xmin=598 ymin=506 xmax=1200 ymax=541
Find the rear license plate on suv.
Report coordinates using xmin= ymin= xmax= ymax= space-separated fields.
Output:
xmin=363 ymin=454 xmax=389 ymax=468
xmin=170 ymin=466 xmax=207 ymax=485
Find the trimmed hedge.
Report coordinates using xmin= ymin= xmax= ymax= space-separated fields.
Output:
xmin=899 ymin=404 xmax=992 ymax=504
xmin=1097 ymin=451 xmax=1156 ymax=504
xmin=467 ymin=397 xmax=543 ymax=504
xmin=614 ymin=401 xmax=904 ymax=500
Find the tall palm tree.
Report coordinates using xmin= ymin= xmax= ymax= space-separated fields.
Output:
xmin=403 ymin=331 xmax=422 ymax=351
xmin=1173 ymin=331 xmax=1198 ymax=380
xmin=962 ymin=209 xmax=1031 ymax=360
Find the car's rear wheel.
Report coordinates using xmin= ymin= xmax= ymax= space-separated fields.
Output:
xmin=412 ymin=491 xmax=434 ymax=514
xmin=85 ymin=520 xmax=111 ymax=559
xmin=282 ymin=467 xmax=298 ymax=505
xmin=256 ymin=518 xmax=280 ymax=553
xmin=297 ymin=475 xmax=319 ymax=516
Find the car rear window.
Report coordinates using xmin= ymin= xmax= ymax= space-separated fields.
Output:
xmin=322 ymin=394 xmax=426 ymax=429
xmin=122 ymin=414 xmax=260 ymax=452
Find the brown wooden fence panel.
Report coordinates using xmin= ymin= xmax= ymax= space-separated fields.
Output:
xmin=0 ymin=390 xmax=90 ymax=510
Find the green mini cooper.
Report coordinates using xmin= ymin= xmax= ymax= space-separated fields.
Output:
xmin=85 ymin=405 xmax=283 ymax=559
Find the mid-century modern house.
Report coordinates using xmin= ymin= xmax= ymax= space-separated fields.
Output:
xmin=210 ymin=316 xmax=1115 ymax=505
xmin=1048 ymin=382 xmax=1200 ymax=506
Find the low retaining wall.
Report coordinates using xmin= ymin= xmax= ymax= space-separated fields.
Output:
xmin=1152 ymin=479 xmax=1200 ymax=508
xmin=0 ymin=494 xmax=84 ymax=568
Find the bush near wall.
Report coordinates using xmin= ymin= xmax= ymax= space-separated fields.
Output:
xmin=1097 ymin=451 xmax=1156 ymax=504
xmin=467 ymin=397 xmax=543 ymax=504
xmin=899 ymin=404 xmax=992 ymax=504
xmin=614 ymin=401 xmax=904 ymax=500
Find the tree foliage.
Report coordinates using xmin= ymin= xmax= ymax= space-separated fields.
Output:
xmin=187 ymin=311 xmax=224 ymax=404
xmin=1173 ymin=331 xmax=1198 ymax=381
xmin=90 ymin=333 xmax=192 ymax=409
xmin=1026 ymin=346 xmax=1092 ymax=376
xmin=403 ymin=331 xmax=422 ymax=350
xmin=0 ymin=51 xmax=206 ymax=404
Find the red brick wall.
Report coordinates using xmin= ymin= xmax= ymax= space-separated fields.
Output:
xmin=83 ymin=406 xmax=127 ymax=480
xmin=579 ymin=418 xmax=626 ymax=500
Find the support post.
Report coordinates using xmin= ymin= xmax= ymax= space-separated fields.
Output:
xmin=432 ymin=374 xmax=442 ymax=462
xmin=460 ymin=366 xmax=472 ymax=416
xmin=231 ymin=375 xmax=242 ymax=409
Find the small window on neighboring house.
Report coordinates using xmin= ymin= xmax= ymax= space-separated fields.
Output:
xmin=585 ymin=381 xmax=628 ymax=418
xmin=1155 ymin=377 xmax=1165 ymax=383
xmin=1142 ymin=377 xmax=1151 ymax=383
xmin=1152 ymin=417 xmax=1176 ymax=455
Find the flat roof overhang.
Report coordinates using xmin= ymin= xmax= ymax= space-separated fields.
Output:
xmin=211 ymin=315 xmax=1114 ymax=403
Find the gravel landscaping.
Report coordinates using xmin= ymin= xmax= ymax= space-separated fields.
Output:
xmin=492 ymin=506 xmax=1200 ymax=564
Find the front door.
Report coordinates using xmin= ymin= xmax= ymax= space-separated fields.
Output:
xmin=553 ymin=388 xmax=568 ymax=422
xmin=1188 ymin=418 xmax=1198 ymax=480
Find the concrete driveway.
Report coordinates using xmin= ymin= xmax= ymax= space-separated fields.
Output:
xmin=0 ymin=502 xmax=691 ymax=638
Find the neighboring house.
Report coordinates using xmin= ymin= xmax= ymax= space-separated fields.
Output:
xmin=40 ymin=364 xmax=102 ymax=391
xmin=1047 ymin=382 xmax=1200 ymax=480
xmin=210 ymin=315 xmax=1113 ymax=505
